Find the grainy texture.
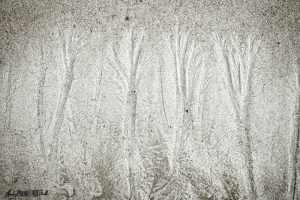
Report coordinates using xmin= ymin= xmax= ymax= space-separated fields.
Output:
xmin=0 ymin=0 xmax=299 ymax=199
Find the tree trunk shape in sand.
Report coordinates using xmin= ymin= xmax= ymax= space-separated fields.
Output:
xmin=150 ymin=26 xmax=208 ymax=198
xmin=213 ymin=33 xmax=260 ymax=200
xmin=36 ymin=43 xmax=49 ymax=160
xmin=169 ymin=27 xmax=207 ymax=178
xmin=46 ymin=25 xmax=88 ymax=191
xmin=108 ymin=28 xmax=146 ymax=200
